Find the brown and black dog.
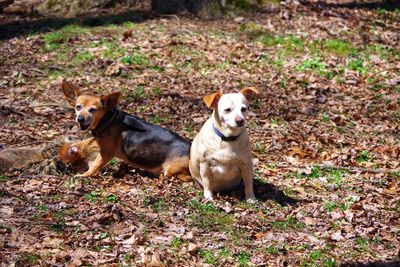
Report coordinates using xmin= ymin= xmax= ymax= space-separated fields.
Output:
xmin=61 ymin=81 xmax=191 ymax=181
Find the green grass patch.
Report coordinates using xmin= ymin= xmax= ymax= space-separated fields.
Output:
xmin=42 ymin=24 xmax=89 ymax=52
xmin=287 ymin=166 xmax=322 ymax=180
xmin=84 ymin=190 xmax=102 ymax=203
xmin=121 ymin=86 xmax=146 ymax=101
xmin=16 ymin=254 xmax=40 ymax=265
xmin=326 ymin=168 xmax=347 ymax=187
xmin=270 ymin=216 xmax=306 ymax=231
xmin=236 ymin=251 xmax=251 ymax=266
xmin=48 ymin=69 xmax=75 ymax=80
xmin=199 ymin=249 xmax=218 ymax=265
xmin=73 ymin=51 xmax=94 ymax=63
xmin=321 ymin=39 xmax=356 ymax=56
xmin=301 ymin=249 xmax=337 ymax=267
xmin=170 ymin=236 xmax=182 ymax=250
xmin=254 ymin=141 xmax=268 ymax=154
xmin=295 ymin=57 xmax=339 ymax=79
xmin=43 ymin=31 xmax=69 ymax=51
xmin=121 ymin=51 xmax=149 ymax=66
xmin=187 ymin=199 xmax=234 ymax=231
xmin=98 ymin=40 xmax=125 ymax=60
xmin=347 ymin=57 xmax=368 ymax=75
xmin=109 ymin=157 xmax=119 ymax=167
xmin=148 ymin=114 xmax=169 ymax=124
xmin=240 ymin=21 xmax=268 ymax=39
xmin=296 ymin=58 xmax=326 ymax=72
xmin=123 ymin=21 xmax=137 ymax=29
xmin=199 ymin=248 xmax=232 ymax=265
xmin=354 ymin=236 xmax=370 ymax=252
xmin=0 ymin=175 xmax=10 ymax=182
xmin=143 ymin=196 xmax=167 ymax=212
xmin=365 ymin=44 xmax=400 ymax=61
xmin=83 ymin=188 xmax=117 ymax=204
xmin=265 ymin=244 xmax=280 ymax=255
xmin=324 ymin=201 xmax=339 ymax=212
xmin=262 ymin=34 xmax=305 ymax=54
xmin=356 ymin=150 xmax=370 ymax=163
xmin=106 ymin=194 xmax=118 ymax=203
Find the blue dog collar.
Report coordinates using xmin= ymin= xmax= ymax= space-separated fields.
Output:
xmin=213 ymin=124 xmax=240 ymax=142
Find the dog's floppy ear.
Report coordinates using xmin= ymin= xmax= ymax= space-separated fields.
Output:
xmin=101 ymin=92 xmax=121 ymax=110
xmin=240 ymin=87 xmax=260 ymax=102
xmin=203 ymin=92 xmax=222 ymax=109
xmin=61 ymin=81 xmax=81 ymax=104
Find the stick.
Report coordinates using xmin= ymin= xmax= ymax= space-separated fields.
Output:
xmin=275 ymin=162 xmax=399 ymax=174
xmin=7 ymin=140 xmax=56 ymax=148
xmin=0 ymin=105 xmax=28 ymax=116
xmin=0 ymin=218 xmax=79 ymax=228
xmin=30 ymin=103 xmax=71 ymax=109
xmin=366 ymin=66 xmax=400 ymax=82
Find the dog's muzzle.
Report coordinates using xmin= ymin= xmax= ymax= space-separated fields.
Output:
xmin=235 ymin=118 xmax=245 ymax=127
xmin=77 ymin=116 xmax=91 ymax=130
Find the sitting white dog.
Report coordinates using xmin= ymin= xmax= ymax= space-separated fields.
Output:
xmin=189 ymin=87 xmax=259 ymax=202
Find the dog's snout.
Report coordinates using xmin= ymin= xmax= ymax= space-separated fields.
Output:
xmin=77 ymin=116 xmax=85 ymax=124
xmin=235 ymin=117 xmax=244 ymax=127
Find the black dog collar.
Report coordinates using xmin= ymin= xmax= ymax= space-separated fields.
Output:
xmin=213 ymin=124 xmax=240 ymax=142
xmin=91 ymin=108 xmax=121 ymax=137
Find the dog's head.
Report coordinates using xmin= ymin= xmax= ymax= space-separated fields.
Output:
xmin=61 ymin=81 xmax=121 ymax=131
xmin=203 ymin=87 xmax=259 ymax=130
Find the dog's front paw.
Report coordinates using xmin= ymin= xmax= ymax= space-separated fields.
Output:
xmin=204 ymin=190 xmax=214 ymax=201
xmin=75 ymin=172 xmax=90 ymax=177
xmin=246 ymin=197 xmax=257 ymax=204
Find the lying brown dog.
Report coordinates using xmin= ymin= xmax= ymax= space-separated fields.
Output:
xmin=61 ymin=81 xmax=191 ymax=181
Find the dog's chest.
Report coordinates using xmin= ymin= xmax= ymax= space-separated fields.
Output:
xmin=205 ymin=143 xmax=246 ymax=168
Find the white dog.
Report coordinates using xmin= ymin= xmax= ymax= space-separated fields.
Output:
xmin=189 ymin=87 xmax=259 ymax=201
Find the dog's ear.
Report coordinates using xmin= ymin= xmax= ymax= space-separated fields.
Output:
xmin=240 ymin=87 xmax=260 ymax=102
xmin=203 ymin=92 xmax=222 ymax=109
xmin=101 ymin=92 xmax=121 ymax=110
xmin=61 ymin=81 xmax=81 ymax=103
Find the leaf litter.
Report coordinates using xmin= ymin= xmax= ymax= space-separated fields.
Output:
xmin=0 ymin=1 xmax=400 ymax=266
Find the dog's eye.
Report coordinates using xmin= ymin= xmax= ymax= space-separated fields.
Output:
xmin=89 ymin=108 xmax=97 ymax=114
xmin=224 ymin=108 xmax=232 ymax=113
xmin=75 ymin=105 xmax=82 ymax=111
xmin=241 ymin=107 xmax=247 ymax=112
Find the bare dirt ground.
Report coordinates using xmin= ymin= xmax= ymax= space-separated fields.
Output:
xmin=0 ymin=1 xmax=399 ymax=266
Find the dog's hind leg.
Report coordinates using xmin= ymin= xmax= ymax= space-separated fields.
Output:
xmin=163 ymin=156 xmax=192 ymax=182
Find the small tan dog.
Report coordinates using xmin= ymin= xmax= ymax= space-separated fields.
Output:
xmin=189 ymin=87 xmax=259 ymax=202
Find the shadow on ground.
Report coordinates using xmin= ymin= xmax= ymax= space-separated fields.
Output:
xmin=219 ymin=179 xmax=298 ymax=206
xmin=253 ymin=179 xmax=298 ymax=206
xmin=0 ymin=9 xmax=149 ymax=40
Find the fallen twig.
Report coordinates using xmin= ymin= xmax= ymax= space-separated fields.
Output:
xmin=275 ymin=162 xmax=399 ymax=174
xmin=0 ymin=218 xmax=80 ymax=228
xmin=7 ymin=140 xmax=56 ymax=148
xmin=160 ymin=14 xmax=181 ymax=26
xmin=366 ymin=66 xmax=400 ymax=82
xmin=30 ymin=103 xmax=71 ymax=109
xmin=0 ymin=105 xmax=28 ymax=116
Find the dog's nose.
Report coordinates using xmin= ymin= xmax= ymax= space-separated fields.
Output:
xmin=77 ymin=116 xmax=85 ymax=124
xmin=235 ymin=118 xmax=244 ymax=127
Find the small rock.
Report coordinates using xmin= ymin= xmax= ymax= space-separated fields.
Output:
xmin=105 ymin=63 xmax=122 ymax=76
xmin=331 ymin=212 xmax=343 ymax=220
xmin=188 ymin=243 xmax=197 ymax=252
xmin=331 ymin=231 xmax=344 ymax=241
xmin=234 ymin=17 xmax=245 ymax=23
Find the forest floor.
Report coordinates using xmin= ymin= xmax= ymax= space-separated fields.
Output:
xmin=0 ymin=1 xmax=399 ymax=266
